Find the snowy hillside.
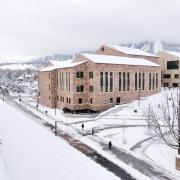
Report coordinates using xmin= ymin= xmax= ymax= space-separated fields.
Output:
xmin=29 ymin=54 xmax=73 ymax=66
xmin=0 ymin=64 xmax=37 ymax=70
xmin=121 ymin=40 xmax=180 ymax=54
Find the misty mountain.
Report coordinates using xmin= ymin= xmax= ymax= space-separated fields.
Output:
xmin=28 ymin=54 xmax=73 ymax=66
xmin=121 ymin=40 xmax=180 ymax=54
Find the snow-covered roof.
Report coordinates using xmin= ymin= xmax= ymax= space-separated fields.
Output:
xmin=40 ymin=59 xmax=86 ymax=72
xmin=164 ymin=51 xmax=180 ymax=58
xmin=82 ymin=54 xmax=160 ymax=67
xmin=105 ymin=44 xmax=158 ymax=57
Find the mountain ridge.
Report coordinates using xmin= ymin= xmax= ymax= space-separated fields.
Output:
xmin=120 ymin=40 xmax=180 ymax=55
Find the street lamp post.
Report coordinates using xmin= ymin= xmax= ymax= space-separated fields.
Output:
xmin=54 ymin=97 xmax=58 ymax=116
xmin=55 ymin=120 xmax=62 ymax=136
xmin=37 ymin=92 xmax=40 ymax=105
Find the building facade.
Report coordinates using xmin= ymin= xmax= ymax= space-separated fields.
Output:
xmin=38 ymin=44 xmax=161 ymax=112
xmin=158 ymin=51 xmax=180 ymax=87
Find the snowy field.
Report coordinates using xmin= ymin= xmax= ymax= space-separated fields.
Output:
xmin=19 ymin=88 xmax=180 ymax=174
xmin=0 ymin=99 xmax=120 ymax=180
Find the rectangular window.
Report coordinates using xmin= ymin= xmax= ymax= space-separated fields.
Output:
xmin=105 ymin=72 xmax=108 ymax=92
xmin=89 ymin=71 xmax=93 ymax=78
xmin=62 ymin=97 xmax=64 ymax=102
xmin=66 ymin=97 xmax=68 ymax=103
xmin=142 ymin=73 xmax=145 ymax=90
xmin=135 ymin=72 xmax=137 ymax=91
xmin=127 ymin=72 xmax=130 ymax=91
xmin=89 ymin=85 xmax=93 ymax=92
xmin=69 ymin=72 xmax=70 ymax=92
xmin=163 ymin=74 xmax=171 ymax=78
xmin=110 ymin=72 xmax=113 ymax=92
xmin=78 ymin=98 xmax=82 ymax=104
xmin=110 ymin=98 xmax=113 ymax=103
xmin=49 ymin=72 xmax=50 ymax=79
xmin=90 ymin=98 xmax=93 ymax=104
xmin=149 ymin=73 xmax=151 ymax=90
xmin=69 ymin=98 xmax=71 ymax=104
xmin=49 ymin=84 xmax=50 ymax=91
xmin=66 ymin=72 xmax=68 ymax=92
xmin=100 ymin=72 xmax=103 ymax=92
xmin=139 ymin=72 xmax=141 ymax=90
xmin=62 ymin=72 xmax=64 ymax=91
xmin=119 ymin=72 xmax=121 ymax=91
xmin=123 ymin=72 xmax=126 ymax=91
xmin=76 ymin=85 xmax=84 ymax=92
xmin=49 ymin=96 xmax=50 ymax=100
xmin=59 ymin=72 xmax=61 ymax=89
xmin=156 ymin=73 xmax=158 ymax=89
xmin=167 ymin=61 xmax=179 ymax=69
xmin=76 ymin=72 xmax=84 ymax=78
xmin=152 ymin=73 xmax=155 ymax=90
xmin=175 ymin=74 xmax=179 ymax=79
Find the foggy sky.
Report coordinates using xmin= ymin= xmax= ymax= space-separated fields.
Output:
xmin=0 ymin=0 xmax=180 ymax=59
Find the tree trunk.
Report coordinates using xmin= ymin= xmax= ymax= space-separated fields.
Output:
xmin=178 ymin=145 xmax=180 ymax=155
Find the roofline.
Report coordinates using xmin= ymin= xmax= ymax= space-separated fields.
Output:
xmin=81 ymin=53 xmax=160 ymax=67
xmin=39 ymin=61 xmax=87 ymax=72
xmin=162 ymin=50 xmax=180 ymax=58
xmin=104 ymin=44 xmax=159 ymax=58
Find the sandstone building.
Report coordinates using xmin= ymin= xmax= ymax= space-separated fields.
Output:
xmin=158 ymin=51 xmax=180 ymax=87
xmin=38 ymin=44 xmax=161 ymax=113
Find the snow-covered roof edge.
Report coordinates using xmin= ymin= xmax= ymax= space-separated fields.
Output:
xmin=163 ymin=51 xmax=180 ymax=58
xmin=40 ymin=59 xmax=86 ymax=72
xmin=105 ymin=44 xmax=158 ymax=58
xmin=81 ymin=53 xmax=160 ymax=67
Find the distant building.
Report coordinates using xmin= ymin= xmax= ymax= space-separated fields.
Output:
xmin=158 ymin=51 xmax=180 ymax=87
xmin=38 ymin=44 xmax=161 ymax=113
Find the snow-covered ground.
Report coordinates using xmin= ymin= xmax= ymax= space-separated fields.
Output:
xmin=20 ymin=88 xmax=180 ymax=175
xmin=0 ymin=64 xmax=37 ymax=70
xmin=0 ymin=99 xmax=120 ymax=180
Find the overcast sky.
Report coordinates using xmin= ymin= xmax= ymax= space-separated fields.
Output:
xmin=0 ymin=0 xmax=180 ymax=60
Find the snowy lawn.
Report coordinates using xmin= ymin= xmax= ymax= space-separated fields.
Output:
xmin=97 ymin=127 xmax=150 ymax=150
xmin=145 ymin=142 xmax=177 ymax=170
xmin=0 ymin=99 xmax=120 ymax=180
xmin=15 ymin=88 xmax=180 ymax=175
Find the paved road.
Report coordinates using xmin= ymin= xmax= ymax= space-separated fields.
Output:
xmin=4 ymin=96 xmax=180 ymax=180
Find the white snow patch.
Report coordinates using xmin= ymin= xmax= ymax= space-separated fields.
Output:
xmin=82 ymin=54 xmax=159 ymax=67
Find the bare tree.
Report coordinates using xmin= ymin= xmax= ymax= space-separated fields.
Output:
xmin=146 ymin=90 xmax=180 ymax=154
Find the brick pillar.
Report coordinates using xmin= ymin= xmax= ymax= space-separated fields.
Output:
xmin=176 ymin=156 xmax=180 ymax=171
